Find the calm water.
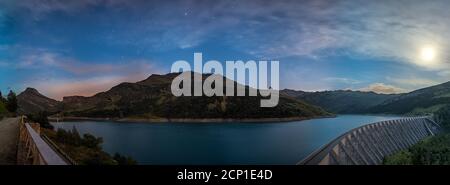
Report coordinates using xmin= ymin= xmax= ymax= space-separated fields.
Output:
xmin=52 ymin=115 xmax=402 ymax=165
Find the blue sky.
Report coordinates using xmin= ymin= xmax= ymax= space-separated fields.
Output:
xmin=1 ymin=0 xmax=450 ymax=100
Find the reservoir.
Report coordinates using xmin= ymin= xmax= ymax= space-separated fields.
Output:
xmin=52 ymin=115 xmax=402 ymax=165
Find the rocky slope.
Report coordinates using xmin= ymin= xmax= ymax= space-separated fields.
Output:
xmin=17 ymin=88 xmax=61 ymax=115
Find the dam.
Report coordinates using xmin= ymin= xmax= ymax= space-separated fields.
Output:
xmin=298 ymin=117 xmax=441 ymax=165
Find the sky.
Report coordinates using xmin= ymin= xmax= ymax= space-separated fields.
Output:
xmin=1 ymin=0 xmax=450 ymax=100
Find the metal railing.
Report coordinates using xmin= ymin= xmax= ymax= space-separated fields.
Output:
xmin=18 ymin=116 xmax=68 ymax=165
xmin=41 ymin=134 xmax=78 ymax=165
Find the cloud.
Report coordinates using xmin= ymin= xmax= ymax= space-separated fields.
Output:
xmin=16 ymin=50 xmax=163 ymax=100
xmin=359 ymin=83 xmax=405 ymax=94
xmin=5 ymin=0 xmax=450 ymax=94
xmin=23 ymin=63 xmax=163 ymax=100
xmin=1 ymin=1 xmax=350 ymax=54
xmin=386 ymin=76 xmax=439 ymax=89
xmin=324 ymin=77 xmax=361 ymax=85
xmin=17 ymin=51 xmax=155 ymax=76
xmin=22 ymin=63 xmax=162 ymax=100
xmin=9 ymin=0 xmax=450 ymax=69
xmin=29 ymin=75 xmax=147 ymax=101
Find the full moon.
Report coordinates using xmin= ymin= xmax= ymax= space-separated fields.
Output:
xmin=420 ymin=46 xmax=436 ymax=62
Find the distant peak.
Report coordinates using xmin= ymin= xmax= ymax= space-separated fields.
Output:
xmin=148 ymin=74 xmax=161 ymax=78
xmin=18 ymin=87 xmax=59 ymax=103
xmin=137 ymin=73 xmax=183 ymax=85
xmin=142 ymin=73 xmax=163 ymax=81
xmin=24 ymin=87 xmax=39 ymax=94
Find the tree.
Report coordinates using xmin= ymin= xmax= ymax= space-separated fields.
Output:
xmin=82 ymin=133 xmax=103 ymax=150
xmin=6 ymin=90 xmax=17 ymax=113
xmin=0 ymin=91 xmax=6 ymax=114
xmin=47 ymin=127 xmax=137 ymax=165
xmin=113 ymin=153 xmax=137 ymax=165
xmin=0 ymin=90 xmax=6 ymax=104
xmin=27 ymin=111 xmax=54 ymax=129
xmin=55 ymin=127 xmax=81 ymax=146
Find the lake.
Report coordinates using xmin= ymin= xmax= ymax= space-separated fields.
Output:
xmin=52 ymin=115 xmax=403 ymax=165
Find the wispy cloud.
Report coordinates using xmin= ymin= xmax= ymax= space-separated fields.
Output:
xmin=9 ymin=0 xmax=450 ymax=65
xmin=29 ymin=75 xmax=148 ymax=101
xmin=17 ymin=51 xmax=155 ymax=75
xmin=324 ymin=77 xmax=361 ymax=85
xmin=359 ymin=83 xmax=405 ymax=94
xmin=386 ymin=76 xmax=439 ymax=89
xmin=16 ymin=50 xmax=163 ymax=100
xmin=3 ymin=0 xmax=450 ymax=94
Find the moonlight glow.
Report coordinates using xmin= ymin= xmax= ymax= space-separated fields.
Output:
xmin=420 ymin=46 xmax=436 ymax=62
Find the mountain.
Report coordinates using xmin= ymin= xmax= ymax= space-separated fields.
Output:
xmin=59 ymin=73 xmax=331 ymax=120
xmin=367 ymin=81 xmax=450 ymax=114
xmin=281 ymin=89 xmax=398 ymax=114
xmin=19 ymin=76 xmax=450 ymax=118
xmin=17 ymin=88 xmax=62 ymax=115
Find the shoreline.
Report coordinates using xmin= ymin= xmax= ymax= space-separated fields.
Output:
xmin=48 ymin=115 xmax=336 ymax=124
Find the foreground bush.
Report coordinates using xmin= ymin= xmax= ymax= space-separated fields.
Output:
xmin=43 ymin=127 xmax=137 ymax=165
xmin=384 ymin=134 xmax=450 ymax=165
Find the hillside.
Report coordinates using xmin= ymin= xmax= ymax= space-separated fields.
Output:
xmin=17 ymin=88 xmax=62 ymax=115
xmin=59 ymin=73 xmax=331 ymax=120
xmin=281 ymin=89 xmax=398 ymax=114
xmin=368 ymin=81 xmax=450 ymax=115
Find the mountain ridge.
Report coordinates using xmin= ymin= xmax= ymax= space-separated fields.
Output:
xmin=18 ymin=73 xmax=332 ymax=121
xmin=18 ymin=73 xmax=450 ymax=118
xmin=281 ymin=89 xmax=400 ymax=114
xmin=17 ymin=87 xmax=61 ymax=115
xmin=367 ymin=81 xmax=450 ymax=114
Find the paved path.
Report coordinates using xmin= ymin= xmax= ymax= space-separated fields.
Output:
xmin=0 ymin=118 xmax=19 ymax=165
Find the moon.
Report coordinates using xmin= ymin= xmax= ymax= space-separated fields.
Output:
xmin=420 ymin=46 xmax=436 ymax=62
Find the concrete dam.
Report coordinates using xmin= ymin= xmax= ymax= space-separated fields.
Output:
xmin=299 ymin=117 xmax=441 ymax=165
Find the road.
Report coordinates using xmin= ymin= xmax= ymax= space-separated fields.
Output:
xmin=0 ymin=118 xmax=19 ymax=165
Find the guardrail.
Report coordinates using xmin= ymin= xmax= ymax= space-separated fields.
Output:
xmin=17 ymin=117 xmax=68 ymax=165
xmin=41 ymin=134 xmax=78 ymax=165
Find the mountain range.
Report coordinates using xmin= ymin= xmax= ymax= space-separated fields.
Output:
xmin=282 ymin=80 xmax=450 ymax=115
xmin=17 ymin=72 xmax=450 ymax=119
xmin=280 ymin=89 xmax=399 ymax=114
xmin=367 ymin=81 xmax=450 ymax=114
xmin=17 ymin=73 xmax=331 ymax=121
